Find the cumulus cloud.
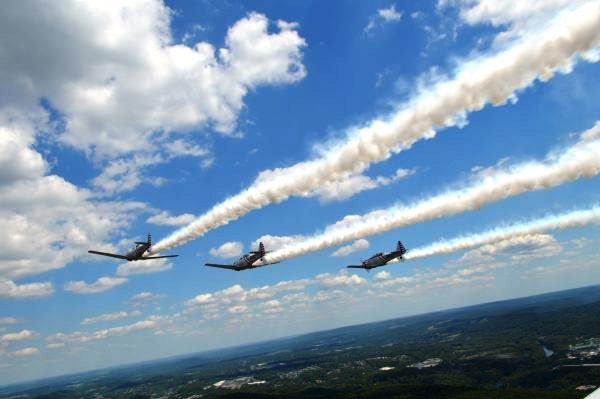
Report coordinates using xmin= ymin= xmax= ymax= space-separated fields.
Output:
xmin=64 ymin=277 xmax=128 ymax=295
xmin=365 ymin=4 xmax=403 ymax=33
xmin=260 ymin=300 xmax=283 ymax=314
xmin=251 ymin=235 xmax=306 ymax=252
xmin=0 ymin=279 xmax=54 ymax=299
xmin=374 ymin=271 xmax=391 ymax=281
xmin=439 ymin=0 xmax=594 ymax=43
xmin=116 ymin=258 xmax=173 ymax=277
xmin=228 ymin=305 xmax=248 ymax=314
xmin=126 ymin=291 xmax=166 ymax=307
xmin=134 ymin=292 xmax=162 ymax=301
xmin=315 ymin=271 xmax=367 ymax=288
xmin=81 ymin=310 xmax=142 ymax=326
xmin=185 ymin=279 xmax=311 ymax=308
xmin=47 ymin=316 xmax=165 ymax=346
xmin=331 ymin=239 xmax=370 ymax=257
xmin=0 ymin=329 xmax=35 ymax=344
xmin=0 ymin=4 xmax=307 ymax=156
xmin=456 ymin=234 xmax=562 ymax=265
xmin=0 ymin=120 xmax=147 ymax=290
xmin=0 ymin=124 xmax=46 ymax=186
xmin=147 ymin=211 xmax=197 ymax=226
xmin=209 ymin=242 xmax=244 ymax=259
xmin=0 ymin=3 xmax=308 ymax=198
xmin=0 ymin=317 xmax=19 ymax=326
xmin=11 ymin=347 xmax=39 ymax=357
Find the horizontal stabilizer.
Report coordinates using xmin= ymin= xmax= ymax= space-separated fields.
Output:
xmin=347 ymin=265 xmax=366 ymax=269
xmin=88 ymin=250 xmax=128 ymax=260
xmin=141 ymin=255 xmax=178 ymax=260
xmin=258 ymin=261 xmax=280 ymax=267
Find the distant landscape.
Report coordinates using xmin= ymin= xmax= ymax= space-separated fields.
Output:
xmin=2 ymin=285 xmax=599 ymax=399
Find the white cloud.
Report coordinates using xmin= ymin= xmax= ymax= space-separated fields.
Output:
xmin=127 ymin=292 xmax=166 ymax=307
xmin=116 ymin=258 xmax=173 ymax=277
xmin=457 ymin=233 xmax=562 ymax=265
xmin=331 ymin=239 xmax=370 ymax=257
xmin=147 ymin=211 xmax=197 ymax=226
xmin=374 ymin=271 xmax=391 ymax=281
xmin=185 ymin=279 xmax=311 ymax=308
xmin=0 ymin=329 xmax=35 ymax=344
xmin=0 ymin=124 xmax=46 ymax=186
xmin=0 ymin=317 xmax=19 ymax=326
xmin=0 ymin=279 xmax=54 ymax=299
xmin=209 ymin=241 xmax=244 ymax=259
xmin=0 ymin=4 xmax=307 ymax=157
xmin=81 ymin=310 xmax=142 ymax=326
xmin=379 ymin=5 xmax=403 ymax=21
xmin=0 ymin=3 xmax=307 ymax=198
xmin=47 ymin=316 xmax=165 ymax=346
xmin=315 ymin=271 xmax=367 ymax=288
xmin=251 ymin=235 xmax=305 ymax=252
xmin=0 ymin=121 xmax=147 ymax=285
xmin=373 ymin=275 xmax=415 ymax=289
xmin=89 ymin=154 xmax=167 ymax=195
xmin=64 ymin=277 xmax=128 ymax=295
xmin=130 ymin=292 xmax=166 ymax=302
xmin=228 ymin=305 xmax=248 ymax=314
xmin=181 ymin=23 xmax=207 ymax=45
xmin=11 ymin=347 xmax=39 ymax=357
xmin=50 ymin=251 xmax=591 ymax=353
xmin=439 ymin=0 xmax=590 ymax=42
xmin=260 ymin=300 xmax=282 ymax=314
xmin=365 ymin=4 xmax=403 ymax=33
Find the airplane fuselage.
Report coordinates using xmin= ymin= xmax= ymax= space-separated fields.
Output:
xmin=232 ymin=252 xmax=262 ymax=270
xmin=204 ymin=242 xmax=277 ymax=271
xmin=124 ymin=243 xmax=151 ymax=261
xmin=360 ymin=250 xmax=404 ymax=269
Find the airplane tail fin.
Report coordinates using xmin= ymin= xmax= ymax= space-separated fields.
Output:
xmin=259 ymin=242 xmax=266 ymax=258
xmin=397 ymin=241 xmax=406 ymax=255
xmin=135 ymin=233 xmax=152 ymax=247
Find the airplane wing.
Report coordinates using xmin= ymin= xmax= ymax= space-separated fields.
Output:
xmin=205 ymin=263 xmax=240 ymax=271
xmin=88 ymin=250 xmax=128 ymax=260
xmin=347 ymin=265 xmax=366 ymax=269
xmin=140 ymin=255 xmax=179 ymax=260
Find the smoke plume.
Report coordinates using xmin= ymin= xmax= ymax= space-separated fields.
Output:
xmin=262 ymin=122 xmax=600 ymax=263
xmin=153 ymin=2 xmax=600 ymax=253
xmin=404 ymin=207 xmax=600 ymax=261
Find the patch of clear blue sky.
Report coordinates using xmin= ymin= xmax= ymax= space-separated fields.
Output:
xmin=3 ymin=0 xmax=600 ymax=385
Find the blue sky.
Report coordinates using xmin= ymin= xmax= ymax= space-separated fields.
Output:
xmin=1 ymin=0 xmax=600 ymax=385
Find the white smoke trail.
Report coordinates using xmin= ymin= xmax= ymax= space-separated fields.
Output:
xmin=152 ymin=2 xmax=600 ymax=253
xmin=403 ymin=207 xmax=600 ymax=261
xmin=262 ymin=122 xmax=600 ymax=263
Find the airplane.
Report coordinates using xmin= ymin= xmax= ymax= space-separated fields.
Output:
xmin=88 ymin=234 xmax=179 ymax=261
xmin=205 ymin=242 xmax=279 ymax=271
xmin=347 ymin=241 xmax=407 ymax=270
